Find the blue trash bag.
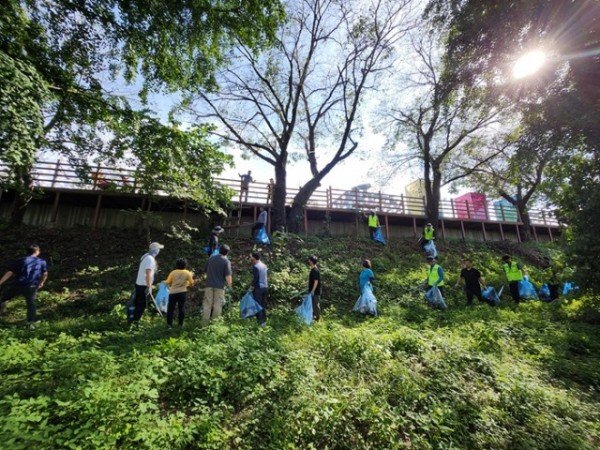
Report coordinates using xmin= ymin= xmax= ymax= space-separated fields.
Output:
xmin=352 ymin=284 xmax=378 ymax=316
xmin=154 ymin=282 xmax=169 ymax=314
xmin=518 ymin=276 xmax=538 ymax=299
xmin=562 ymin=282 xmax=579 ymax=296
xmin=372 ymin=227 xmax=387 ymax=245
xmin=240 ymin=290 xmax=263 ymax=319
xmin=295 ymin=293 xmax=313 ymax=325
xmin=482 ymin=286 xmax=502 ymax=306
xmin=425 ymin=286 xmax=447 ymax=310
xmin=125 ymin=290 xmax=136 ymax=321
xmin=539 ymin=284 xmax=551 ymax=302
xmin=203 ymin=246 xmax=220 ymax=257
xmin=423 ymin=240 xmax=438 ymax=259
xmin=255 ymin=227 xmax=271 ymax=245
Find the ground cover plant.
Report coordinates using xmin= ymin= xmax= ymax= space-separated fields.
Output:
xmin=0 ymin=227 xmax=598 ymax=449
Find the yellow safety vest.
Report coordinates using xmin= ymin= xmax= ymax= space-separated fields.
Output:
xmin=503 ymin=261 xmax=523 ymax=282
xmin=424 ymin=227 xmax=434 ymax=240
xmin=368 ymin=215 xmax=379 ymax=228
xmin=428 ymin=264 xmax=444 ymax=287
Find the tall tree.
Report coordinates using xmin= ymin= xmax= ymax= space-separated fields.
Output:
xmin=190 ymin=0 xmax=413 ymax=231
xmin=426 ymin=0 xmax=600 ymax=288
xmin=379 ymin=30 xmax=502 ymax=225
xmin=465 ymin=128 xmax=563 ymax=241
xmin=0 ymin=0 xmax=284 ymax=223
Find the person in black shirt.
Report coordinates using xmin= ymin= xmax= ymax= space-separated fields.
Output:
xmin=307 ymin=255 xmax=321 ymax=321
xmin=207 ymin=226 xmax=224 ymax=255
xmin=454 ymin=258 xmax=486 ymax=306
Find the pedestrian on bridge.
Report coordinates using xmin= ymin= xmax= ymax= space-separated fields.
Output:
xmin=239 ymin=170 xmax=253 ymax=203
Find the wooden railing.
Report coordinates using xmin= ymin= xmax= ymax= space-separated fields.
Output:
xmin=0 ymin=160 xmax=560 ymax=227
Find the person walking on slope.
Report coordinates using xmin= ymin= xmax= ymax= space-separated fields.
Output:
xmin=502 ymin=255 xmax=523 ymax=304
xmin=426 ymin=256 xmax=445 ymax=297
xmin=164 ymin=258 xmax=194 ymax=329
xmin=359 ymin=259 xmax=375 ymax=293
xmin=421 ymin=222 xmax=435 ymax=249
xmin=307 ymin=256 xmax=321 ymax=321
xmin=365 ymin=211 xmax=380 ymax=239
xmin=203 ymin=244 xmax=233 ymax=326
xmin=0 ymin=244 xmax=48 ymax=327
xmin=207 ymin=226 xmax=224 ymax=256
xmin=252 ymin=207 xmax=268 ymax=239
xmin=250 ymin=252 xmax=269 ymax=327
xmin=454 ymin=258 xmax=486 ymax=306
xmin=131 ymin=242 xmax=164 ymax=323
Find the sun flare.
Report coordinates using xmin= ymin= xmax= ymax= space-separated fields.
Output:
xmin=513 ymin=50 xmax=547 ymax=79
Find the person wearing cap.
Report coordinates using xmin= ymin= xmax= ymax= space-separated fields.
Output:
xmin=208 ymin=226 xmax=224 ymax=255
xmin=364 ymin=211 xmax=380 ymax=239
xmin=164 ymin=258 xmax=194 ymax=329
xmin=0 ymin=244 xmax=48 ymax=327
xmin=203 ymin=244 xmax=233 ymax=326
xmin=421 ymin=222 xmax=435 ymax=249
xmin=425 ymin=256 xmax=445 ymax=296
xmin=250 ymin=252 xmax=268 ymax=327
xmin=130 ymin=241 xmax=164 ymax=323
xmin=251 ymin=207 xmax=268 ymax=239
xmin=502 ymin=255 xmax=524 ymax=303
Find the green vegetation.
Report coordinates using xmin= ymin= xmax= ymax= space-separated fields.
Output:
xmin=0 ymin=229 xmax=598 ymax=449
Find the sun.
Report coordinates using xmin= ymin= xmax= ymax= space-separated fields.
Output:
xmin=512 ymin=50 xmax=547 ymax=79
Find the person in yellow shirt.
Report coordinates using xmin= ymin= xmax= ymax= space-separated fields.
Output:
xmin=365 ymin=210 xmax=380 ymax=239
xmin=164 ymin=258 xmax=195 ymax=329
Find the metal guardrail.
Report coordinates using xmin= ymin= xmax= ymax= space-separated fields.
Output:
xmin=0 ymin=160 xmax=559 ymax=227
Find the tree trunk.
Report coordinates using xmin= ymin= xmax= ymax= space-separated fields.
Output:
xmin=287 ymin=177 xmax=323 ymax=233
xmin=517 ymin=203 xmax=532 ymax=242
xmin=271 ymin=163 xmax=287 ymax=232
xmin=424 ymin=168 xmax=442 ymax=226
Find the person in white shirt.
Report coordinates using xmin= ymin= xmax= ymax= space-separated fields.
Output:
xmin=252 ymin=207 xmax=268 ymax=239
xmin=130 ymin=242 xmax=164 ymax=323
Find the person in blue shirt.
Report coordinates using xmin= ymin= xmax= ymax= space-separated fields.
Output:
xmin=359 ymin=259 xmax=375 ymax=293
xmin=0 ymin=244 xmax=48 ymax=327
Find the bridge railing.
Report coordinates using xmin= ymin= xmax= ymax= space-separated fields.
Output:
xmin=0 ymin=160 xmax=559 ymax=227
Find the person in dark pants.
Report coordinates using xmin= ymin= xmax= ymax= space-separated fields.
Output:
xmin=131 ymin=242 xmax=164 ymax=323
xmin=308 ymin=256 xmax=321 ymax=321
xmin=455 ymin=258 xmax=487 ymax=306
xmin=250 ymin=252 xmax=269 ymax=327
xmin=548 ymin=270 xmax=560 ymax=302
xmin=164 ymin=258 xmax=194 ymax=329
xmin=502 ymin=255 xmax=523 ymax=304
xmin=0 ymin=244 xmax=48 ymax=327
xmin=207 ymin=226 xmax=224 ymax=255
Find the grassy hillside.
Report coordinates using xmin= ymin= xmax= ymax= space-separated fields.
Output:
xmin=0 ymin=228 xmax=598 ymax=450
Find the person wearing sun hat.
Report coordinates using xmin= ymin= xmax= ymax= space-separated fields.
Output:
xmin=130 ymin=241 xmax=164 ymax=323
